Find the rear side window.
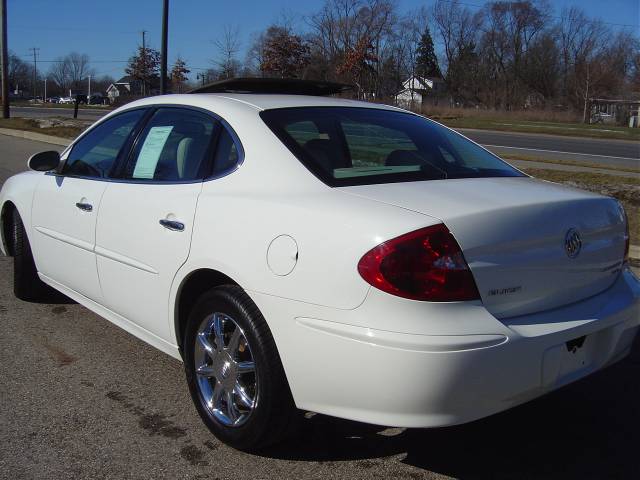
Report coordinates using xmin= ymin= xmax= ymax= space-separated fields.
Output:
xmin=261 ymin=107 xmax=523 ymax=186
xmin=124 ymin=108 xmax=217 ymax=182
xmin=212 ymin=128 xmax=240 ymax=175
xmin=63 ymin=109 xmax=145 ymax=178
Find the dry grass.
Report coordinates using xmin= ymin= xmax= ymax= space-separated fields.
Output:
xmin=0 ymin=118 xmax=85 ymax=139
xmin=417 ymin=106 xmax=640 ymax=141
xmin=501 ymin=154 xmax=640 ymax=174
xmin=422 ymin=105 xmax=582 ymax=123
xmin=522 ymin=168 xmax=639 ymax=246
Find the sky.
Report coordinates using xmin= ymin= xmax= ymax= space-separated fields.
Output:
xmin=7 ymin=0 xmax=640 ymax=83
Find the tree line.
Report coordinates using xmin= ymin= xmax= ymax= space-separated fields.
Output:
xmin=207 ymin=0 xmax=638 ymax=117
xmin=7 ymin=0 xmax=638 ymax=118
xmin=7 ymin=51 xmax=115 ymax=98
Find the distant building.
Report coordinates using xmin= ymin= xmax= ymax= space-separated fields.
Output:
xmin=589 ymin=97 xmax=640 ymax=127
xmin=106 ymin=76 xmax=135 ymax=103
xmin=396 ymin=75 xmax=448 ymax=108
xmin=106 ymin=75 xmax=160 ymax=103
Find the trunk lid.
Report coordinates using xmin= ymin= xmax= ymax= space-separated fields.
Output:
xmin=341 ymin=177 xmax=627 ymax=318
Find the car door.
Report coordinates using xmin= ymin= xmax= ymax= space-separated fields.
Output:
xmin=95 ymin=107 xmax=222 ymax=341
xmin=30 ymin=109 xmax=146 ymax=301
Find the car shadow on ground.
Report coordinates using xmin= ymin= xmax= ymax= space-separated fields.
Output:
xmin=261 ymin=335 xmax=640 ymax=479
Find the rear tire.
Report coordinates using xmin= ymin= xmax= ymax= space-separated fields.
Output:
xmin=12 ymin=209 xmax=53 ymax=301
xmin=183 ymin=285 xmax=299 ymax=451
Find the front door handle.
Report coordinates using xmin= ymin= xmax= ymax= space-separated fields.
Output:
xmin=75 ymin=202 xmax=93 ymax=212
xmin=159 ymin=219 xmax=185 ymax=232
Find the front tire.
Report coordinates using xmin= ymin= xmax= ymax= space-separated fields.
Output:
xmin=12 ymin=209 xmax=52 ymax=301
xmin=183 ymin=285 xmax=299 ymax=451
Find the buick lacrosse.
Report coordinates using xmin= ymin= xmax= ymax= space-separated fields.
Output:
xmin=1 ymin=78 xmax=638 ymax=450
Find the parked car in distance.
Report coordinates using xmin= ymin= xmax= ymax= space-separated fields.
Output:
xmin=88 ymin=94 xmax=105 ymax=105
xmin=0 ymin=78 xmax=638 ymax=451
xmin=46 ymin=97 xmax=60 ymax=104
xmin=58 ymin=96 xmax=74 ymax=104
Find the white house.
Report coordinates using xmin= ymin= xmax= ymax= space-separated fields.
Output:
xmin=396 ymin=75 xmax=447 ymax=108
xmin=106 ymin=76 xmax=135 ymax=103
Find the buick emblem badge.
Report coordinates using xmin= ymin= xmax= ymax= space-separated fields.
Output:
xmin=565 ymin=228 xmax=582 ymax=258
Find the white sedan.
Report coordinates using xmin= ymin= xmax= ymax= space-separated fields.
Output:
xmin=1 ymin=79 xmax=638 ymax=451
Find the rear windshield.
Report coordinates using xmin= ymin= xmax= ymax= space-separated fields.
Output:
xmin=260 ymin=107 xmax=523 ymax=186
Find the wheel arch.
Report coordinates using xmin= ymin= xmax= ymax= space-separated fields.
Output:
xmin=174 ymin=268 xmax=240 ymax=357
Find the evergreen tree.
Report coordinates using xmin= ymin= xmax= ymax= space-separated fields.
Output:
xmin=415 ymin=27 xmax=441 ymax=79
xmin=170 ymin=57 xmax=190 ymax=93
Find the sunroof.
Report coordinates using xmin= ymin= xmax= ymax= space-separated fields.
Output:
xmin=188 ymin=77 xmax=354 ymax=96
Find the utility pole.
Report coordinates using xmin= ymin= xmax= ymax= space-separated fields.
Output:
xmin=44 ymin=78 xmax=46 ymax=102
xmin=160 ymin=0 xmax=168 ymax=94
xmin=141 ymin=30 xmax=147 ymax=96
xmin=28 ymin=47 xmax=39 ymax=99
xmin=87 ymin=75 xmax=91 ymax=98
xmin=1 ymin=0 xmax=9 ymax=118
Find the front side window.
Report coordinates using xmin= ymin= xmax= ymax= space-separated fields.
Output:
xmin=124 ymin=108 xmax=217 ymax=182
xmin=261 ymin=107 xmax=523 ymax=186
xmin=63 ymin=109 xmax=145 ymax=178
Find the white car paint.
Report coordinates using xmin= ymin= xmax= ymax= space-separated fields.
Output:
xmin=1 ymin=93 xmax=638 ymax=429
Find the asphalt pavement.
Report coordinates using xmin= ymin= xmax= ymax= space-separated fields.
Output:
xmin=460 ymin=129 xmax=639 ymax=170
xmin=1 ymin=135 xmax=639 ymax=480
xmin=11 ymin=106 xmax=106 ymax=121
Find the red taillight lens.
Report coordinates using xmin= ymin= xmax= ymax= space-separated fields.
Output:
xmin=358 ymin=224 xmax=480 ymax=302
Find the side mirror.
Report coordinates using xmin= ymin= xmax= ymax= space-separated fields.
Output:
xmin=28 ymin=151 xmax=61 ymax=172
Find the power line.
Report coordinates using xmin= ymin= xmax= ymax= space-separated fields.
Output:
xmin=25 ymin=59 xmax=128 ymax=63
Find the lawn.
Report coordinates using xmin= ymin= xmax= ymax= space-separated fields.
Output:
xmin=437 ymin=117 xmax=640 ymax=141
xmin=522 ymin=168 xmax=639 ymax=247
xmin=0 ymin=118 xmax=86 ymax=139
xmin=500 ymin=154 xmax=640 ymax=174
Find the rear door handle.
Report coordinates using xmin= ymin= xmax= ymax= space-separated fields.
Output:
xmin=75 ymin=202 xmax=93 ymax=212
xmin=159 ymin=219 xmax=185 ymax=231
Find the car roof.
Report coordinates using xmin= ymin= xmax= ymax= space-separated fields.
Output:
xmin=122 ymin=93 xmax=407 ymax=115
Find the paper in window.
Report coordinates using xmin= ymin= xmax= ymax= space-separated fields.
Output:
xmin=132 ymin=126 xmax=174 ymax=179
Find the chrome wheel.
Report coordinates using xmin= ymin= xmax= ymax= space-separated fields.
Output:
xmin=194 ymin=312 xmax=257 ymax=427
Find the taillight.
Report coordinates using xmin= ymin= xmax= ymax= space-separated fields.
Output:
xmin=358 ymin=224 xmax=480 ymax=302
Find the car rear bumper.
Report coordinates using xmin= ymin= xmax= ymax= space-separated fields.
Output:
xmin=252 ymin=267 xmax=640 ymax=428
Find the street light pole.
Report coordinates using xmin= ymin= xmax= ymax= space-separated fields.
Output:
xmin=88 ymin=75 xmax=91 ymax=99
xmin=1 ymin=0 xmax=9 ymax=118
xmin=160 ymin=0 xmax=169 ymax=94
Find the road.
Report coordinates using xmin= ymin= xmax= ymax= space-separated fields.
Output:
xmin=0 ymin=134 xmax=639 ymax=479
xmin=10 ymin=106 xmax=640 ymax=169
xmin=460 ymin=129 xmax=639 ymax=170
xmin=11 ymin=105 xmax=106 ymax=121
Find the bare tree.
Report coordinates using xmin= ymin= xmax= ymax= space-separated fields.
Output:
xmin=307 ymin=0 xmax=398 ymax=96
xmin=431 ymin=0 xmax=483 ymax=105
xmin=48 ymin=52 xmax=95 ymax=94
xmin=8 ymin=51 xmax=31 ymax=93
xmin=213 ymin=25 xmax=241 ymax=79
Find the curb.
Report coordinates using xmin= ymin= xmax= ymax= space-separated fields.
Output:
xmin=0 ymin=128 xmax=71 ymax=147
